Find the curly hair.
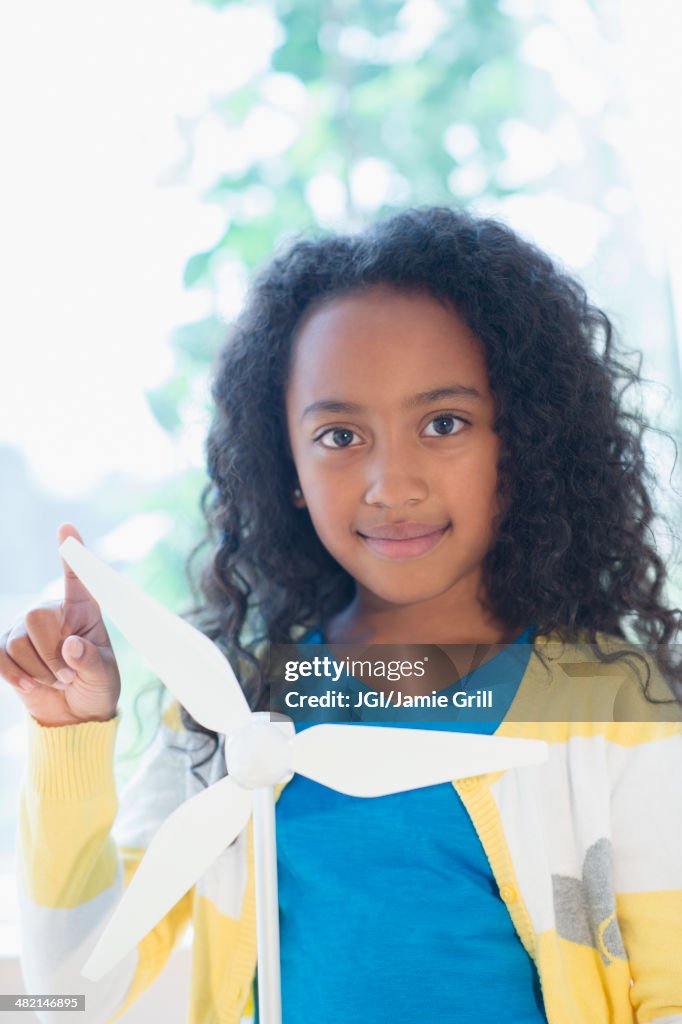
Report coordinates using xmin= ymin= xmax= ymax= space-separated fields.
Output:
xmin=181 ymin=205 xmax=681 ymax=766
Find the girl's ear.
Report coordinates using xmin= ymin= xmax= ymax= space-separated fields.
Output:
xmin=292 ymin=485 xmax=306 ymax=508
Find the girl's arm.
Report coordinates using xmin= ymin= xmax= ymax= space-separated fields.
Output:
xmin=610 ymin=666 xmax=682 ymax=1021
xmin=17 ymin=704 xmax=197 ymax=1024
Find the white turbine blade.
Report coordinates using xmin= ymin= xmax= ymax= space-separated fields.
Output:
xmin=293 ymin=725 xmax=548 ymax=797
xmin=60 ymin=537 xmax=251 ymax=734
xmin=81 ymin=775 xmax=253 ymax=981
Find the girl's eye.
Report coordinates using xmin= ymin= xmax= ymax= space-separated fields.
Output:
xmin=422 ymin=415 xmax=467 ymax=437
xmin=316 ymin=428 xmax=361 ymax=449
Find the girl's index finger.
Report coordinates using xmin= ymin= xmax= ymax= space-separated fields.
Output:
xmin=57 ymin=522 xmax=96 ymax=607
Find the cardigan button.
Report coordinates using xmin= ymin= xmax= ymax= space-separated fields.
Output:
xmin=459 ymin=776 xmax=479 ymax=791
xmin=500 ymin=884 xmax=517 ymax=904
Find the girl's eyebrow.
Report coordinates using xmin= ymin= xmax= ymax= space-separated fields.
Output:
xmin=300 ymin=385 xmax=483 ymax=421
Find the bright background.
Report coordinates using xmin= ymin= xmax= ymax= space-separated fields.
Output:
xmin=1 ymin=0 xmax=682 ymax=991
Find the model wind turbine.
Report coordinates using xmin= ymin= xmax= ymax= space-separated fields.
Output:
xmin=59 ymin=537 xmax=548 ymax=1024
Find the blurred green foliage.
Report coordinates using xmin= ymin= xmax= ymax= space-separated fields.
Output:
xmin=155 ymin=6 xmax=482 ymax=423
xmin=149 ymin=0 xmax=658 ymax=428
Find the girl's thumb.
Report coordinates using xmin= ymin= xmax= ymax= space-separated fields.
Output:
xmin=61 ymin=635 xmax=105 ymax=681
xmin=62 ymin=636 xmax=86 ymax=664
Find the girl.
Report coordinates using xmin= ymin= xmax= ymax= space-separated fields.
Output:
xmin=2 ymin=206 xmax=682 ymax=1024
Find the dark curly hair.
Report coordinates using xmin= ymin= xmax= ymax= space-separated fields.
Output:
xmin=181 ymin=205 xmax=682 ymax=766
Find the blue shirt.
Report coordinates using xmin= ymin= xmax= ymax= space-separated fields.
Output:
xmin=255 ymin=627 xmax=547 ymax=1023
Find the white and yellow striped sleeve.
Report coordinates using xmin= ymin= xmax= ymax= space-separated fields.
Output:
xmin=17 ymin=708 xmax=194 ymax=1024
xmin=609 ymin=666 xmax=682 ymax=1022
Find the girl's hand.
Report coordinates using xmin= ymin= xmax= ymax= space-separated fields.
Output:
xmin=0 ymin=523 xmax=121 ymax=727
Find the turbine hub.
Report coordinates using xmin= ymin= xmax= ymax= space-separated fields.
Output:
xmin=226 ymin=713 xmax=295 ymax=789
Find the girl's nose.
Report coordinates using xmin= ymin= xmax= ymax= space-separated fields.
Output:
xmin=363 ymin=452 xmax=429 ymax=509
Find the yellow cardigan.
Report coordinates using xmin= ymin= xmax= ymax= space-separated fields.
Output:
xmin=17 ymin=633 xmax=682 ymax=1024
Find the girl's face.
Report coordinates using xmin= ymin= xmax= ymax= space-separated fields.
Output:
xmin=285 ymin=286 xmax=501 ymax=615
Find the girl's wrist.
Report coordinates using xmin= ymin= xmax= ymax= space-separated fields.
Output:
xmin=31 ymin=710 xmax=117 ymax=727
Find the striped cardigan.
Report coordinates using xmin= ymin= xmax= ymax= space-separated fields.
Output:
xmin=17 ymin=632 xmax=682 ymax=1023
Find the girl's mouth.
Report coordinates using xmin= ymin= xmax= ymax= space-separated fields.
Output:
xmin=358 ymin=525 xmax=450 ymax=560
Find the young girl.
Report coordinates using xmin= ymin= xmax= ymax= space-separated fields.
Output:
xmin=2 ymin=206 xmax=682 ymax=1024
